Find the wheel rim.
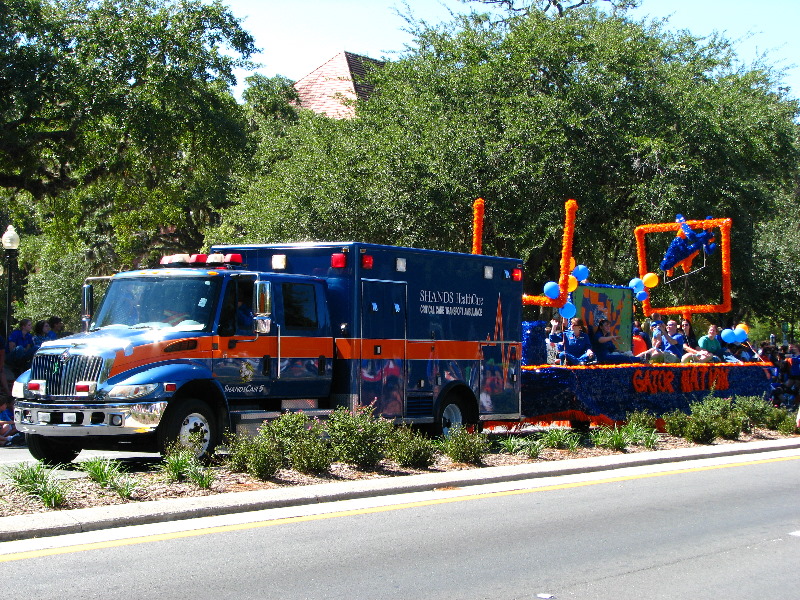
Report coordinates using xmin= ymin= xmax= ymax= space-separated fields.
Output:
xmin=441 ymin=402 xmax=464 ymax=437
xmin=179 ymin=412 xmax=212 ymax=455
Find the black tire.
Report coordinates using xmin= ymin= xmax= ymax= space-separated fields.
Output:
xmin=26 ymin=434 xmax=82 ymax=465
xmin=435 ymin=394 xmax=469 ymax=437
xmin=158 ymin=398 xmax=218 ymax=460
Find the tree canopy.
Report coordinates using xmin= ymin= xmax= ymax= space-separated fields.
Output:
xmin=216 ymin=4 xmax=799 ymax=322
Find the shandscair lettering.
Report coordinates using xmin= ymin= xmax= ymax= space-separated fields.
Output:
xmin=224 ymin=385 xmax=266 ymax=394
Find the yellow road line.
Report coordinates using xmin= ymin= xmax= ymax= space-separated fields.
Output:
xmin=2 ymin=454 xmax=799 ymax=563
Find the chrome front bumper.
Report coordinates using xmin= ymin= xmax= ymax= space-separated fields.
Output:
xmin=14 ymin=400 xmax=168 ymax=437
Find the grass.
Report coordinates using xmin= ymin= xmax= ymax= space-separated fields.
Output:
xmin=2 ymin=461 xmax=72 ymax=508
xmin=81 ymin=457 xmax=139 ymax=499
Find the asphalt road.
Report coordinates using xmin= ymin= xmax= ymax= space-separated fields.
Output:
xmin=2 ymin=450 xmax=799 ymax=599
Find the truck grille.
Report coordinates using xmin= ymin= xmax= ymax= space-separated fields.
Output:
xmin=30 ymin=353 xmax=105 ymax=397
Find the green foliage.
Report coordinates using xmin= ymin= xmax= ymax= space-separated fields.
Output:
xmin=387 ymin=426 xmax=437 ymax=468
xmin=590 ymin=426 xmax=628 ymax=451
xmin=439 ymin=425 xmax=490 ymax=464
xmin=682 ymin=418 xmax=717 ymax=445
xmin=325 ymin=406 xmax=393 ymax=469
xmin=539 ymin=428 xmax=583 ymax=451
xmin=625 ymin=410 xmax=658 ymax=430
xmin=2 ymin=461 xmax=71 ymax=508
xmin=159 ymin=442 xmax=198 ymax=482
xmin=689 ymin=396 xmax=743 ymax=441
xmin=80 ymin=456 xmax=139 ymax=497
xmin=496 ymin=435 xmax=531 ymax=454
xmin=663 ymin=409 xmax=689 ymax=437
xmin=733 ymin=396 xmax=774 ymax=432
xmin=225 ymin=425 xmax=284 ymax=480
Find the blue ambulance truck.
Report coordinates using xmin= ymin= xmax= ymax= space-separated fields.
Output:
xmin=13 ymin=242 xmax=524 ymax=463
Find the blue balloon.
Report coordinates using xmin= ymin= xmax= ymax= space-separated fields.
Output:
xmin=543 ymin=281 xmax=560 ymax=299
xmin=720 ymin=328 xmax=736 ymax=344
xmin=629 ymin=278 xmax=645 ymax=291
xmin=559 ymin=302 xmax=576 ymax=319
xmin=572 ymin=265 xmax=589 ymax=281
xmin=734 ymin=327 xmax=748 ymax=343
xmin=636 ymin=290 xmax=649 ymax=301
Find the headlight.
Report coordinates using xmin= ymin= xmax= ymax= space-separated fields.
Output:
xmin=11 ymin=380 xmax=24 ymax=399
xmin=107 ymin=384 xmax=158 ymax=399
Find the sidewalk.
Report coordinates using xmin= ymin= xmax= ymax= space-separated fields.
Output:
xmin=2 ymin=437 xmax=800 ymax=543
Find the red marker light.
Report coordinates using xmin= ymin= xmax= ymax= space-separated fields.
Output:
xmin=164 ymin=383 xmax=177 ymax=392
xmin=361 ymin=254 xmax=374 ymax=269
xmin=331 ymin=253 xmax=347 ymax=268
xmin=28 ymin=382 xmax=40 ymax=391
xmin=75 ymin=383 xmax=91 ymax=393
xmin=512 ymin=268 xmax=523 ymax=282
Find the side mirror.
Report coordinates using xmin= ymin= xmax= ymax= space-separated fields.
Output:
xmin=254 ymin=280 xmax=271 ymax=316
xmin=254 ymin=316 xmax=272 ymax=334
xmin=82 ymin=284 xmax=94 ymax=332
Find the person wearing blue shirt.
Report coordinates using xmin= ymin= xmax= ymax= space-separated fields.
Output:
xmin=593 ymin=319 xmax=640 ymax=364
xmin=549 ymin=317 xmax=594 ymax=365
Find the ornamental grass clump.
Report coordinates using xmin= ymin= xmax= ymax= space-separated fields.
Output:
xmin=325 ymin=406 xmax=393 ymax=469
xmin=387 ymin=426 xmax=437 ymax=468
xmin=81 ymin=457 xmax=138 ymax=499
xmin=539 ymin=428 xmax=582 ymax=451
xmin=439 ymin=425 xmax=490 ymax=464
xmin=589 ymin=426 xmax=628 ymax=451
xmin=2 ymin=461 xmax=71 ymax=508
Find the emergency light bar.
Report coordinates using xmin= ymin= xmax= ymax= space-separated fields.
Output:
xmin=160 ymin=253 xmax=242 ymax=268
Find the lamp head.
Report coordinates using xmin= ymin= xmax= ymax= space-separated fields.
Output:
xmin=2 ymin=225 xmax=19 ymax=251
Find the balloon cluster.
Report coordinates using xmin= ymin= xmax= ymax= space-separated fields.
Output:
xmin=720 ymin=323 xmax=749 ymax=344
xmin=542 ymin=261 xmax=590 ymax=319
xmin=628 ymin=272 xmax=659 ymax=301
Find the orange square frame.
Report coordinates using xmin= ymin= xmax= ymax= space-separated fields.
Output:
xmin=634 ymin=218 xmax=732 ymax=317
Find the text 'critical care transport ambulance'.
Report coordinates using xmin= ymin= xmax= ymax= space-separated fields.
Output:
xmin=13 ymin=243 xmax=523 ymax=463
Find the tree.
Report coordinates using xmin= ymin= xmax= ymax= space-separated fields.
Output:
xmin=216 ymin=4 xmax=799 ymax=320
xmin=0 ymin=0 xmax=256 ymax=201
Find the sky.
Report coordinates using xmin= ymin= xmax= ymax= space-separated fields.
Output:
xmin=222 ymin=0 xmax=800 ymax=100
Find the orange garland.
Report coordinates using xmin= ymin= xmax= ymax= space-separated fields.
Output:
xmin=471 ymin=197 xmax=484 ymax=255
xmin=634 ymin=218 xmax=732 ymax=317
xmin=523 ymin=199 xmax=579 ymax=308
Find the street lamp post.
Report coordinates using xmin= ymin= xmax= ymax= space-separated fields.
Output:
xmin=2 ymin=225 xmax=20 ymax=345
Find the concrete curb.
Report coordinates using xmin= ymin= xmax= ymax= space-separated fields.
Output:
xmin=2 ymin=437 xmax=800 ymax=543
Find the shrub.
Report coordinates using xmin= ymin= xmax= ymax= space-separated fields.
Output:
xmin=663 ymin=410 xmax=689 ymax=437
xmin=777 ymin=414 xmax=799 ymax=435
xmin=733 ymin=396 xmax=773 ymax=431
xmin=439 ymin=425 xmax=490 ymax=464
xmin=288 ymin=431 xmax=332 ymax=474
xmin=246 ymin=426 xmax=284 ymax=480
xmin=683 ymin=417 xmax=716 ymax=444
xmin=764 ymin=406 xmax=793 ymax=431
xmin=388 ymin=426 xmax=437 ymax=468
xmin=159 ymin=442 xmax=197 ymax=482
xmin=325 ymin=406 xmax=393 ymax=469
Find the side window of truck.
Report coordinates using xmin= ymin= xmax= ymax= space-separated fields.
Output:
xmin=282 ymin=283 xmax=318 ymax=331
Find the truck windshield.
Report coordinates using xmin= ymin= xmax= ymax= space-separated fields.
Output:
xmin=91 ymin=275 xmax=222 ymax=332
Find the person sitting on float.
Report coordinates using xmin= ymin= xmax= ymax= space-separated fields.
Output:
xmin=548 ymin=317 xmax=594 ymax=365
xmin=697 ymin=324 xmax=726 ymax=361
xmin=680 ymin=319 xmax=700 ymax=349
xmin=662 ymin=319 xmax=714 ymax=363
xmin=592 ymin=319 xmax=642 ymax=364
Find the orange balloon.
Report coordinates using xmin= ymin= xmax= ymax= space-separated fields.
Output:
xmin=642 ymin=272 xmax=659 ymax=288
xmin=736 ymin=323 xmax=749 ymax=334
xmin=567 ymin=275 xmax=578 ymax=292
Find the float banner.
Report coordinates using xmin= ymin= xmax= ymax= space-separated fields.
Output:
xmin=572 ymin=283 xmax=633 ymax=353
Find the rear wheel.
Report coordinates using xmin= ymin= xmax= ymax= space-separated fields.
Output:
xmin=435 ymin=395 xmax=469 ymax=437
xmin=158 ymin=398 xmax=217 ymax=460
xmin=26 ymin=434 xmax=82 ymax=465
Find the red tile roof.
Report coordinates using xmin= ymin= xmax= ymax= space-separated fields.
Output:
xmin=293 ymin=51 xmax=384 ymax=119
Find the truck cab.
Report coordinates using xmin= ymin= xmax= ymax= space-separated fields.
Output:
xmin=13 ymin=252 xmax=333 ymax=463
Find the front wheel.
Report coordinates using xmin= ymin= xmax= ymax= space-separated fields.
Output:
xmin=27 ymin=434 xmax=82 ymax=465
xmin=158 ymin=398 xmax=218 ymax=460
